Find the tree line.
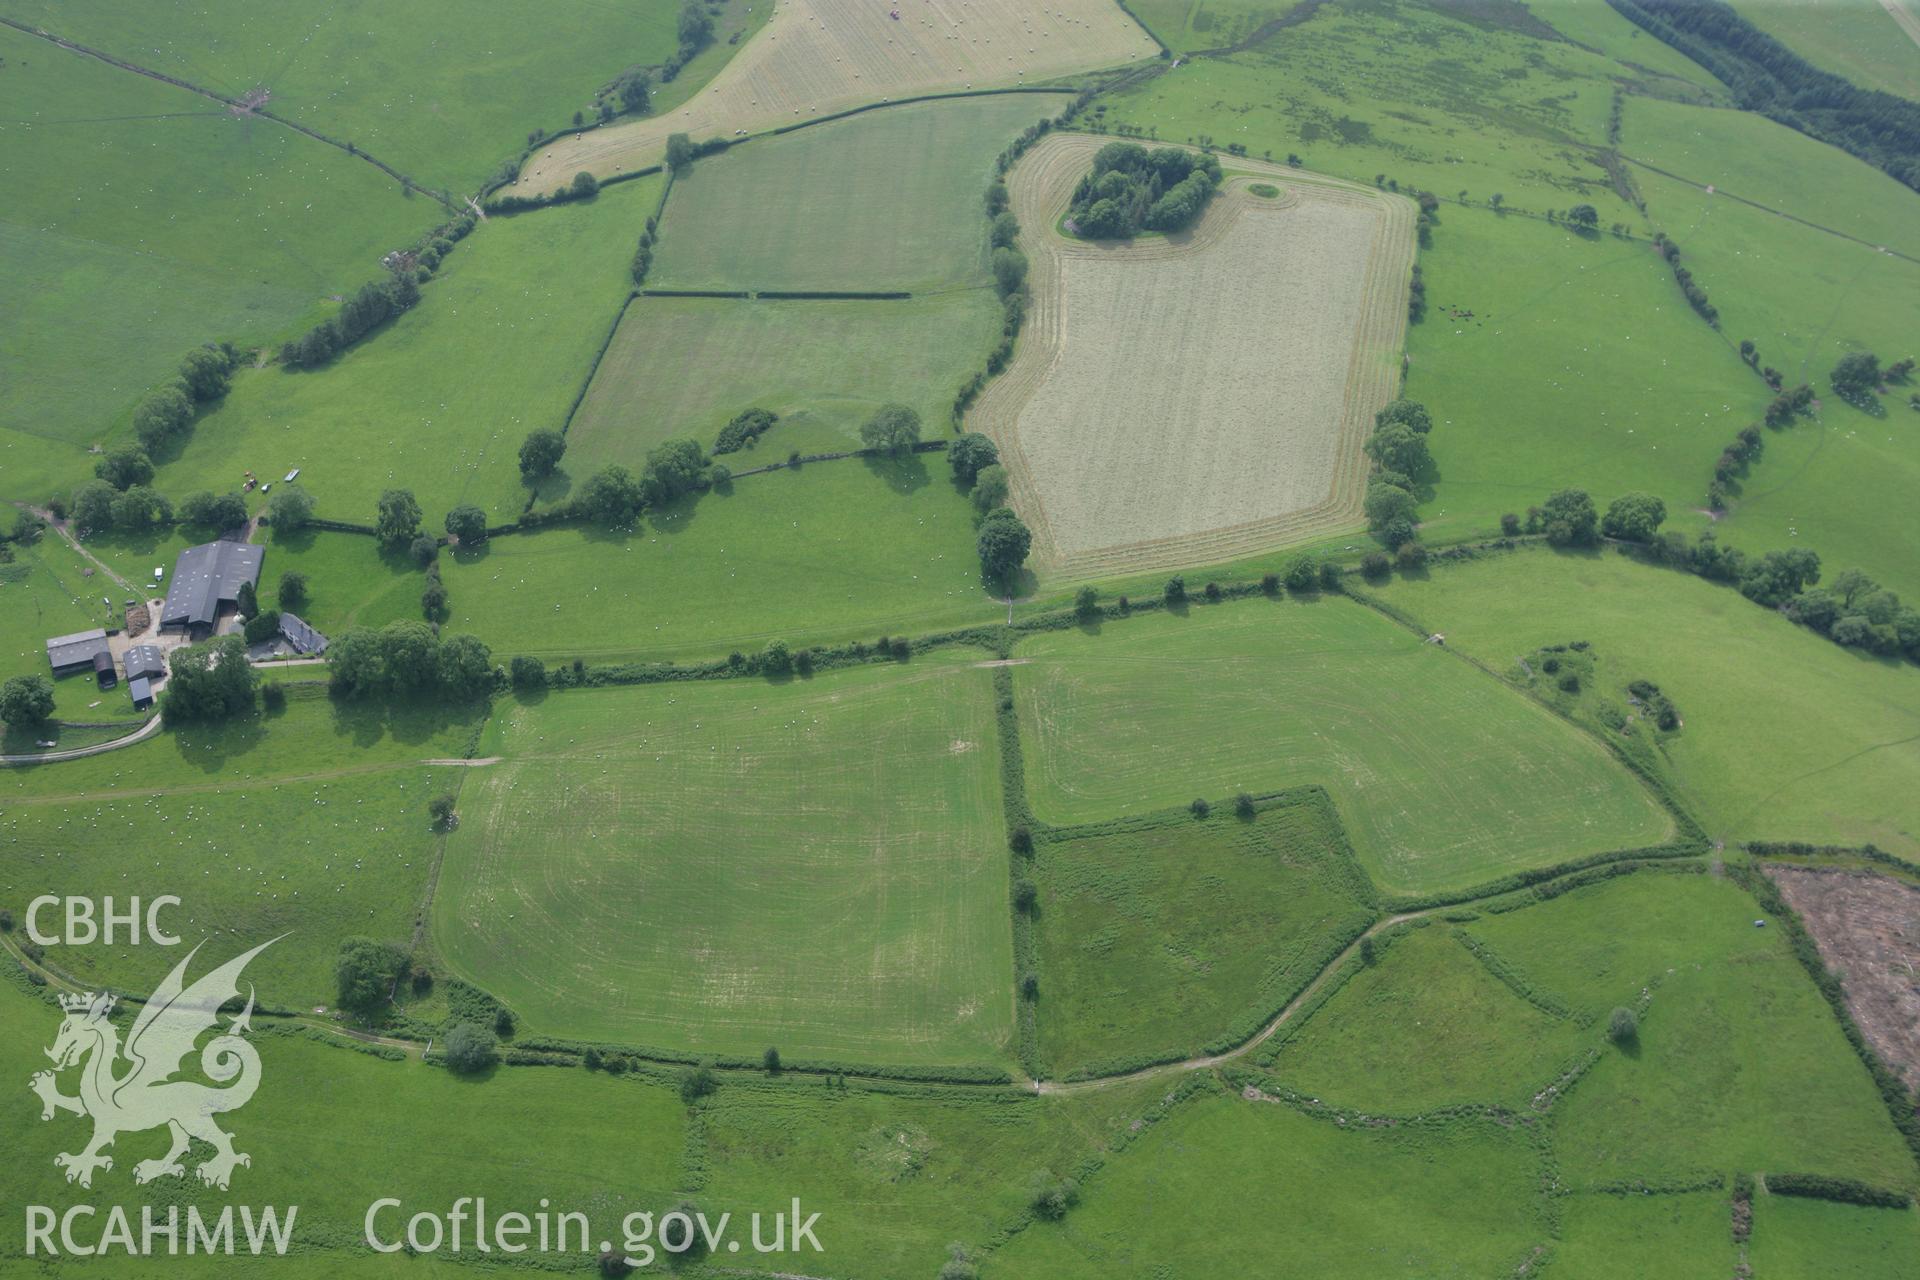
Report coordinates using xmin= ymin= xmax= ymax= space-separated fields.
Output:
xmin=280 ymin=212 xmax=476 ymax=368
xmin=1609 ymin=0 xmax=1920 ymax=194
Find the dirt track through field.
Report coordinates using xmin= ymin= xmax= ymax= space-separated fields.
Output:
xmin=511 ymin=0 xmax=1155 ymax=192
xmin=967 ymin=134 xmax=1415 ymax=578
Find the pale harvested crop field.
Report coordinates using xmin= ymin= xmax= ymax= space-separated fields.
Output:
xmin=968 ymin=133 xmax=1415 ymax=578
xmin=513 ymin=0 xmax=1155 ymax=193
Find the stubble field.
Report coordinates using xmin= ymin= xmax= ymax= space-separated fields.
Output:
xmin=969 ymin=134 xmax=1413 ymax=577
xmin=511 ymin=0 xmax=1156 ymax=190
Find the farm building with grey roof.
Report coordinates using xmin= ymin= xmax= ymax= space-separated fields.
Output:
xmin=159 ymin=540 xmax=263 ymax=637
xmin=45 ymin=629 xmax=109 ymax=674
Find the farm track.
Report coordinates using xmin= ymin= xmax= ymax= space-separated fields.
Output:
xmin=967 ymin=134 xmax=1416 ymax=579
xmin=512 ymin=0 xmax=1156 ymax=192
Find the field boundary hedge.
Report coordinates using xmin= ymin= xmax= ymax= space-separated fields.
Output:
xmin=1746 ymin=840 xmax=1920 ymax=878
xmin=1761 ymin=1172 xmax=1912 ymax=1208
xmin=1727 ymin=859 xmax=1920 ymax=1165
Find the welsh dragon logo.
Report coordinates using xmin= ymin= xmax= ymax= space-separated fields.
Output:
xmin=29 ymin=938 xmax=278 ymax=1190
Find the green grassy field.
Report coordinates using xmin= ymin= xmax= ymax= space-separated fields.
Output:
xmin=435 ymin=654 xmax=1014 ymax=1065
xmin=1372 ymin=548 xmax=1920 ymax=856
xmin=1623 ymin=96 xmax=1920 ymax=259
xmin=441 ymin=457 xmax=1002 ymax=665
xmin=699 ymin=1075 xmax=1170 ymax=1278
xmin=651 ymin=94 xmax=1066 ymax=292
xmin=563 ymin=292 xmax=1004 ymax=473
xmin=1619 ymin=99 xmax=1920 ymax=600
xmin=1011 ymin=596 xmax=1674 ymax=895
xmin=0 ymin=975 xmax=686 ymax=1267
xmin=1405 ymin=208 xmax=1761 ymax=546
xmin=0 ymin=688 xmax=484 ymax=1007
xmin=1473 ymin=870 xmax=1917 ymax=1191
xmin=256 ymin=527 xmax=423 ymax=639
xmin=1730 ymin=0 xmax=1920 ymax=101
xmin=1747 ymin=1192 xmax=1920 ymax=1279
xmin=1553 ymin=1190 xmax=1737 ymax=1279
xmin=152 ymin=177 xmax=661 ymax=524
xmin=1104 ymin=0 xmax=1685 ymax=224
xmin=0 ymin=0 xmax=689 ymax=192
xmin=990 ymin=1086 xmax=1545 ymax=1278
xmin=1033 ymin=793 xmax=1376 ymax=1077
xmin=1267 ymin=922 xmax=1586 ymax=1112
xmin=0 ymin=22 xmax=434 ymax=491
xmin=1122 ymin=0 xmax=1291 ymax=52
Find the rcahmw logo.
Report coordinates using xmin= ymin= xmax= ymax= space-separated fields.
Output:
xmin=24 ymin=936 xmax=300 ymax=1257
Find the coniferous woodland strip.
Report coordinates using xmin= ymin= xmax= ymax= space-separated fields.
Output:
xmin=1607 ymin=0 xmax=1920 ymax=194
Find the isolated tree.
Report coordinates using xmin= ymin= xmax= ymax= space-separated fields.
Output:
xmin=1028 ymin=1170 xmax=1079 ymax=1221
xmin=1374 ymin=398 xmax=1433 ymax=434
xmin=437 ymin=633 xmax=494 ymax=698
xmin=1364 ymin=477 xmax=1416 ymax=530
xmin=277 ymin=571 xmax=310 ymax=612
xmin=132 ymin=385 xmax=193 ymax=450
xmin=1539 ymin=488 xmax=1598 ymax=546
xmin=1567 ymin=203 xmax=1599 ymax=227
xmin=1601 ymin=492 xmax=1666 ymax=542
xmin=410 ymin=534 xmax=439 ymax=568
xmin=677 ymin=0 xmax=714 ymax=49
xmin=1074 ymin=585 xmax=1100 ymax=619
xmin=162 ymin=636 xmax=257 ymax=722
xmin=970 ymin=464 xmax=1009 ymax=513
xmin=509 ymin=655 xmax=546 ymax=690
xmin=428 ymin=793 xmax=457 ymax=829
xmin=678 ymin=1059 xmax=718 ymax=1102
xmin=375 ymin=488 xmax=423 ymax=549
xmin=110 ymin=486 xmax=171 ymax=533
xmin=1364 ymin=423 xmax=1431 ymax=477
xmin=580 ymin=465 xmax=645 ymax=527
xmin=760 ymin=638 xmax=793 ymax=676
xmin=1829 ymin=350 xmax=1881 ymax=403
xmin=1608 ymin=1007 xmax=1638 ymax=1045
xmin=334 ymin=937 xmax=407 ymax=1011
xmin=443 ymin=1022 xmax=497 ymax=1074
xmin=77 ymin=477 xmax=125 ymax=534
xmin=975 ymin=507 xmax=1032 ymax=587
xmin=266 ymin=484 xmax=315 ymax=530
xmin=179 ymin=346 xmax=237 ymax=402
xmin=860 ymin=404 xmax=922 ymax=458
xmin=1164 ymin=575 xmax=1187 ymax=603
xmin=1739 ymin=548 xmax=1821 ymax=607
xmin=617 ymin=70 xmax=651 ymax=114
xmin=990 ymin=247 xmax=1028 ymax=298
xmin=94 ymin=445 xmax=153 ymax=491
xmin=178 ymin=489 xmax=250 ymax=530
xmin=519 ymin=428 xmax=566 ymax=482
xmin=666 ymin=132 xmax=695 ymax=172
xmin=0 ymin=675 xmax=56 ymax=729
xmin=444 ymin=504 xmax=488 ymax=546
xmin=762 ymin=1046 xmax=781 ymax=1075
xmin=947 ymin=432 xmax=999 ymax=485
xmin=639 ymin=438 xmax=709 ymax=505
xmin=568 ymin=171 xmax=599 ymax=200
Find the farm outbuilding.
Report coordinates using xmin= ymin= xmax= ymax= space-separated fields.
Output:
xmin=91 ymin=650 xmax=117 ymax=689
xmin=277 ymin=613 xmax=330 ymax=656
xmin=123 ymin=645 xmax=168 ymax=681
xmin=45 ymin=628 xmax=110 ymax=675
xmin=159 ymin=540 xmax=264 ymax=638
xmin=128 ymin=677 xmax=155 ymax=711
